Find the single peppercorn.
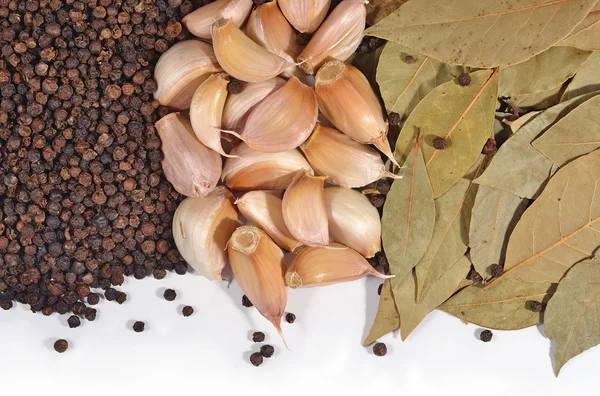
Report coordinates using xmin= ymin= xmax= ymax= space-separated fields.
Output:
xmin=373 ymin=342 xmax=387 ymax=356
xmin=480 ymin=329 xmax=493 ymax=342
xmin=489 ymin=264 xmax=503 ymax=278
xmin=133 ymin=321 xmax=145 ymax=332
xmin=163 ymin=288 xmax=177 ymax=301
xmin=467 ymin=268 xmax=483 ymax=283
xmin=227 ymin=79 xmax=243 ymax=94
xmin=528 ymin=301 xmax=543 ymax=313
xmin=0 ymin=300 xmax=13 ymax=310
xmin=458 ymin=73 xmax=472 ymax=86
xmin=182 ymin=305 xmax=194 ymax=317
xmin=285 ymin=313 xmax=296 ymax=324
xmin=115 ymin=292 xmax=127 ymax=305
xmin=153 ymin=268 xmax=167 ymax=280
xmin=242 ymin=295 xmax=253 ymax=307
xmin=482 ymin=138 xmax=498 ymax=156
xmin=104 ymin=288 xmax=117 ymax=301
xmin=432 ymin=137 xmax=447 ymax=150
xmin=84 ymin=308 xmax=97 ymax=321
xmin=296 ymin=33 xmax=311 ymax=46
xmin=54 ymin=339 xmax=69 ymax=353
xmin=370 ymin=194 xmax=385 ymax=209
xmin=67 ymin=315 xmax=81 ymax=328
xmin=377 ymin=284 xmax=383 ymax=295
xmin=377 ymin=180 xmax=392 ymax=195
xmin=388 ymin=112 xmax=401 ymax=126
xmin=252 ymin=331 xmax=265 ymax=343
xmin=260 ymin=344 xmax=275 ymax=358
xmin=250 ymin=352 xmax=263 ymax=367
xmin=404 ymin=55 xmax=415 ymax=64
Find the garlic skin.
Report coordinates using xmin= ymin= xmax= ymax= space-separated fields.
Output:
xmin=222 ymin=143 xmax=314 ymax=191
xmin=297 ymin=0 xmax=365 ymax=75
xmin=279 ymin=0 xmax=331 ymax=33
xmin=183 ymin=0 xmax=253 ymax=40
xmin=190 ymin=73 xmax=234 ymax=157
xmin=173 ymin=187 xmax=239 ymax=281
xmin=315 ymin=60 xmax=398 ymax=166
xmin=154 ymin=40 xmax=222 ymax=110
xmin=236 ymin=76 xmax=318 ymax=152
xmin=246 ymin=0 xmax=302 ymax=61
xmin=285 ymin=243 xmax=392 ymax=288
xmin=282 ymin=171 xmax=329 ymax=247
xmin=236 ymin=191 xmax=301 ymax=252
xmin=301 ymin=123 xmax=400 ymax=188
xmin=324 ymin=187 xmax=381 ymax=258
xmin=228 ymin=226 xmax=288 ymax=342
xmin=222 ymin=77 xmax=286 ymax=130
xmin=211 ymin=18 xmax=293 ymax=82
xmin=156 ymin=113 xmax=221 ymax=198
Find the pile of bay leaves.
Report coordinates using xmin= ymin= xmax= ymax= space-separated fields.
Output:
xmin=358 ymin=0 xmax=600 ymax=376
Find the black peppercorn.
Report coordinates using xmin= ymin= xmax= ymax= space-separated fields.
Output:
xmin=528 ymin=301 xmax=543 ymax=313
xmin=250 ymin=352 xmax=263 ymax=367
xmin=227 ymin=79 xmax=243 ymax=94
xmin=260 ymin=344 xmax=275 ymax=358
xmin=115 ymin=292 xmax=127 ymax=305
xmin=285 ymin=313 xmax=296 ymax=324
xmin=242 ymin=295 xmax=253 ymax=307
xmin=482 ymin=138 xmax=498 ymax=156
xmin=373 ymin=342 xmax=387 ymax=356
xmin=133 ymin=321 xmax=145 ymax=332
xmin=489 ymin=264 xmax=503 ymax=278
xmin=388 ymin=112 xmax=401 ymax=126
xmin=480 ymin=329 xmax=493 ymax=342
xmin=0 ymin=300 xmax=14 ymax=310
xmin=67 ymin=315 xmax=81 ymax=328
xmin=54 ymin=339 xmax=69 ymax=353
xmin=84 ymin=308 xmax=97 ymax=321
xmin=370 ymin=194 xmax=385 ymax=208
xmin=404 ymin=55 xmax=415 ymax=64
xmin=252 ymin=331 xmax=265 ymax=343
xmin=182 ymin=305 xmax=194 ymax=317
xmin=104 ymin=287 xmax=117 ymax=301
xmin=163 ymin=288 xmax=177 ymax=301
xmin=296 ymin=33 xmax=311 ymax=46
xmin=432 ymin=137 xmax=447 ymax=150
xmin=458 ymin=73 xmax=472 ymax=86
xmin=87 ymin=293 xmax=100 ymax=305
xmin=467 ymin=268 xmax=483 ymax=283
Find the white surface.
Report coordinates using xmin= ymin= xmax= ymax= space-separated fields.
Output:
xmin=1 ymin=271 xmax=598 ymax=395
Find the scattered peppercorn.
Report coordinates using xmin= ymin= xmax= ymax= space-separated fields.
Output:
xmin=482 ymin=138 xmax=498 ymax=156
xmin=68 ymin=315 xmax=81 ymax=329
xmin=115 ymin=292 xmax=127 ymax=305
xmin=250 ymin=352 xmax=264 ymax=367
xmin=377 ymin=180 xmax=392 ymax=195
xmin=163 ymin=288 xmax=177 ymax=301
xmin=242 ymin=295 xmax=253 ymax=307
xmin=182 ymin=305 xmax=194 ymax=317
xmin=489 ymin=264 xmax=503 ymax=278
xmin=388 ymin=112 xmax=401 ymax=126
xmin=373 ymin=342 xmax=387 ymax=356
xmin=54 ymin=339 xmax=69 ymax=353
xmin=84 ymin=308 xmax=97 ymax=322
xmin=227 ymin=79 xmax=243 ymax=94
xmin=252 ymin=331 xmax=265 ymax=343
xmin=433 ymin=137 xmax=447 ymax=150
xmin=370 ymin=194 xmax=386 ymax=208
xmin=528 ymin=301 xmax=543 ymax=313
xmin=133 ymin=321 xmax=145 ymax=332
xmin=404 ymin=55 xmax=415 ymax=64
xmin=285 ymin=313 xmax=296 ymax=324
xmin=467 ymin=268 xmax=483 ymax=283
xmin=480 ymin=329 xmax=493 ymax=342
xmin=458 ymin=73 xmax=472 ymax=86
xmin=105 ymin=288 xmax=118 ymax=301
xmin=377 ymin=284 xmax=383 ymax=295
xmin=0 ymin=300 xmax=13 ymax=310
xmin=260 ymin=344 xmax=275 ymax=358
xmin=296 ymin=33 xmax=312 ymax=46
xmin=87 ymin=294 xmax=100 ymax=306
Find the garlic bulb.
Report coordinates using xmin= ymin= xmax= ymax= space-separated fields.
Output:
xmin=236 ymin=191 xmax=301 ymax=252
xmin=324 ymin=187 xmax=381 ymax=258
xmin=282 ymin=170 xmax=329 ymax=247
xmin=228 ymin=226 xmax=288 ymax=343
xmin=156 ymin=113 xmax=221 ymax=198
xmin=315 ymin=60 xmax=398 ymax=166
xmin=297 ymin=0 xmax=365 ymax=75
xmin=301 ymin=123 xmax=401 ymax=188
xmin=190 ymin=73 xmax=234 ymax=157
xmin=154 ymin=40 xmax=222 ymax=110
xmin=183 ymin=0 xmax=253 ymax=40
xmin=222 ymin=77 xmax=286 ymax=130
xmin=173 ymin=187 xmax=239 ymax=281
xmin=285 ymin=243 xmax=392 ymax=288
xmin=279 ymin=0 xmax=331 ymax=33
xmin=211 ymin=18 xmax=293 ymax=82
xmin=222 ymin=143 xmax=314 ymax=191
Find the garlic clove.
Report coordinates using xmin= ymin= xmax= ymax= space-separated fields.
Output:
xmin=324 ymin=187 xmax=381 ymax=258
xmin=246 ymin=0 xmax=302 ymax=61
xmin=154 ymin=40 xmax=223 ymax=110
xmin=228 ymin=226 xmax=288 ymax=343
xmin=189 ymin=73 xmax=234 ymax=158
xmin=222 ymin=143 xmax=314 ymax=191
xmin=236 ymin=191 xmax=301 ymax=252
xmin=315 ymin=60 xmax=398 ymax=167
xmin=300 ymin=123 xmax=401 ymax=188
xmin=238 ymin=76 xmax=318 ymax=152
xmin=173 ymin=187 xmax=239 ymax=281
xmin=183 ymin=0 xmax=253 ymax=40
xmin=279 ymin=0 xmax=331 ymax=33
xmin=211 ymin=18 xmax=293 ymax=82
xmin=282 ymin=170 xmax=329 ymax=247
xmin=156 ymin=113 xmax=222 ymax=198
xmin=285 ymin=243 xmax=393 ymax=288
xmin=222 ymin=77 xmax=286 ymax=131
xmin=297 ymin=0 xmax=365 ymax=75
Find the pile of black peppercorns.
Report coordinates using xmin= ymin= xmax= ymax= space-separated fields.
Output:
xmin=0 ymin=0 xmax=214 ymax=319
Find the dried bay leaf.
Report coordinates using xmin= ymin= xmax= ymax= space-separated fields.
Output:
xmin=441 ymin=279 xmax=556 ymax=330
xmin=394 ymin=69 xmax=498 ymax=198
xmin=511 ymin=83 xmax=566 ymax=110
xmin=376 ymin=42 xmax=467 ymax=121
xmin=508 ymin=110 xmax=541 ymax=133
xmin=545 ymin=259 xmax=600 ymax=376
xmin=557 ymin=4 xmax=600 ymax=50
xmin=346 ymin=46 xmax=384 ymax=86
xmin=366 ymin=0 xmax=408 ymax=26
xmin=561 ymin=52 xmax=600 ymax=102
xmin=533 ymin=95 xmax=600 ymax=167
xmin=363 ymin=280 xmax=400 ymax=346
xmin=382 ymin=134 xmax=435 ymax=281
xmin=365 ymin=0 xmax=598 ymax=68
xmin=469 ymin=186 xmax=528 ymax=279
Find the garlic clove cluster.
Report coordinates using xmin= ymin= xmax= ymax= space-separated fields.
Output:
xmin=183 ymin=0 xmax=253 ymax=40
xmin=278 ymin=0 xmax=331 ymax=33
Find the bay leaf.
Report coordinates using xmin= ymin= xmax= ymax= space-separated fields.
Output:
xmin=557 ymin=4 xmax=600 ymax=50
xmin=395 ymin=255 xmax=471 ymax=340
xmin=376 ymin=42 xmax=467 ymax=121
xmin=365 ymin=0 xmax=598 ymax=68
xmin=475 ymin=93 xmax=599 ymax=199
xmin=511 ymin=83 xmax=566 ymax=110
xmin=441 ymin=278 xmax=556 ymax=330
xmin=508 ymin=110 xmax=541 ymax=133
xmin=561 ymin=51 xmax=600 ymax=102
xmin=533 ymin=95 xmax=600 ymax=167
xmin=363 ymin=280 xmax=401 ymax=347
xmin=366 ymin=0 xmax=408 ymax=26
xmin=394 ymin=69 xmax=498 ymax=198
xmin=499 ymin=46 xmax=591 ymax=97
xmin=346 ymin=45 xmax=384 ymax=86
xmin=382 ymin=134 xmax=435 ymax=281
xmin=545 ymin=259 xmax=600 ymax=376
xmin=494 ymin=149 xmax=600 ymax=284
xmin=469 ymin=186 xmax=528 ymax=279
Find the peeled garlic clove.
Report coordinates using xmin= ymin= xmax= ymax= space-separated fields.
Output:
xmin=297 ymin=0 xmax=365 ymax=75
xmin=211 ymin=18 xmax=293 ymax=82
xmin=279 ymin=0 xmax=331 ymax=33
xmin=173 ymin=187 xmax=239 ymax=281
xmin=222 ymin=77 xmax=286 ymax=130
xmin=156 ymin=113 xmax=222 ymax=197
xmin=228 ymin=226 xmax=288 ymax=342
xmin=324 ymin=187 xmax=381 ymax=258
xmin=236 ymin=191 xmax=301 ymax=252
xmin=246 ymin=0 xmax=302 ymax=61
xmin=222 ymin=143 xmax=314 ymax=191
xmin=285 ymin=243 xmax=392 ymax=288
xmin=154 ymin=40 xmax=223 ymax=110
xmin=189 ymin=73 xmax=234 ymax=157
xmin=183 ymin=0 xmax=253 ymax=39
xmin=237 ymin=76 xmax=318 ymax=152
xmin=315 ymin=60 xmax=398 ymax=166
xmin=282 ymin=171 xmax=329 ymax=247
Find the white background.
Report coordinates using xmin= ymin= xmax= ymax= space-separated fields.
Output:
xmin=1 ymin=270 xmax=598 ymax=396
